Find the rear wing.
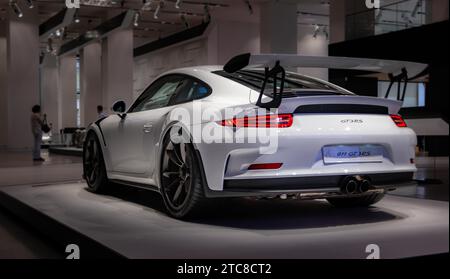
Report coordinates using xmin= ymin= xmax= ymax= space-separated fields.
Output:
xmin=223 ymin=53 xmax=428 ymax=109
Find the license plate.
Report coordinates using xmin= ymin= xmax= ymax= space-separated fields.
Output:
xmin=322 ymin=145 xmax=384 ymax=164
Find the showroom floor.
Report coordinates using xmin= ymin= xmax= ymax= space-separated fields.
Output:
xmin=0 ymin=150 xmax=448 ymax=258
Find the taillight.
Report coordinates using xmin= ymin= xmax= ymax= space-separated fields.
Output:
xmin=390 ymin=114 xmax=407 ymax=127
xmin=218 ymin=114 xmax=293 ymax=128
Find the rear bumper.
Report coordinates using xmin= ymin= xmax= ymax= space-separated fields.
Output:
xmin=204 ymin=172 xmax=415 ymax=198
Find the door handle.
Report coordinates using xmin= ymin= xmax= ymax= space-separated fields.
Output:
xmin=143 ymin=123 xmax=153 ymax=133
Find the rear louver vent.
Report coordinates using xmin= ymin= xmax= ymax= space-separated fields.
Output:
xmin=294 ymin=104 xmax=388 ymax=114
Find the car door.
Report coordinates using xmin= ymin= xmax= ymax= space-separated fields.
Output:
xmin=106 ymin=75 xmax=187 ymax=176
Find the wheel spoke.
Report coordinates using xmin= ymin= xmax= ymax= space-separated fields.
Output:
xmin=89 ymin=165 xmax=97 ymax=182
xmin=172 ymin=142 xmax=184 ymax=165
xmin=163 ymin=171 xmax=179 ymax=178
xmin=167 ymin=149 xmax=183 ymax=167
xmin=172 ymin=181 xmax=185 ymax=204
xmin=165 ymin=177 xmax=181 ymax=192
xmin=179 ymin=142 xmax=187 ymax=163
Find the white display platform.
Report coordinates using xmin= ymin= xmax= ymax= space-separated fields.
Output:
xmin=0 ymin=183 xmax=448 ymax=259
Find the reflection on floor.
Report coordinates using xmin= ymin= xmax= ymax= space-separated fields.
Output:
xmin=391 ymin=157 xmax=449 ymax=202
xmin=1 ymin=182 xmax=448 ymax=258
xmin=0 ymin=150 xmax=448 ymax=258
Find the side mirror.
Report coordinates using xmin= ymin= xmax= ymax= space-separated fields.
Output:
xmin=112 ymin=100 xmax=126 ymax=114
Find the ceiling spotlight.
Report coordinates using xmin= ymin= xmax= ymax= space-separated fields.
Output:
xmin=133 ymin=11 xmax=140 ymax=27
xmin=74 ymin=9 xmax=80 ymax=23
xmin=375 ymin=9 xmax=383 ymax=23
xmin=154 ymin=1 xmax=164 ymax=19
xmin=9 ymin=0 xmax=23 ymax=18
xmin=180 ymin=14 xmax=189 ymax=29
xmin=203 ymin=5 xmax=211 ymax=23
xmin=244 ymin=0 xmax=253 ymax=15
xmin=175 ymin=0 xmax=182 ymax=9
xmin=25 ymin=0 xmax=34 ymax=8
xmin=55 ymin=29 xmax=61 ymax=37
xmin=411 ymin=0 xmax=422 ymax=17
xmin=322 ymin=26 xmax=329 ymax=39
xmin=47 ymin=38 xmax=53 ymax=53
xmin=313 ymin=24 xmax=320 ymax=38
xmin=142 ymin=0 xmax=152 ymax=11
xmin=61 ymin=27 xmax=67 ymax=40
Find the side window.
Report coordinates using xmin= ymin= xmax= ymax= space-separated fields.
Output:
xmin=129 ymin=75 xmax=185 ymax=112
xmin=171 ymin=78 xmax=211 ymax=105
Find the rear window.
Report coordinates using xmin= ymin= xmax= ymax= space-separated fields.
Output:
xmin=213 ymin=70 xmax=352 ymax=97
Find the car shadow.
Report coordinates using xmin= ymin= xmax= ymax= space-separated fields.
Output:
xmin=96 ymin=183 xmax=402 ymax=231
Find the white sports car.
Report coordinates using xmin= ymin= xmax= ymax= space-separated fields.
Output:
xmin=83 ymin=54 xmax=425 ymax=218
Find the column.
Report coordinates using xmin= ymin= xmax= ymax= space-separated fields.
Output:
xmin=41 ymin=55 xmax=60 ymax=133
xmin=101 ymin=28 xmax=134 ymax=111
xmin=5 ymin=6 xmax=40 ymax=150
xmin=80 ymin=42 xmax=102 ymax=127
xmin=260 ymin=0 xmax=298 ymax=54
xmin=58 ymin=54 xmax=78 ymax=129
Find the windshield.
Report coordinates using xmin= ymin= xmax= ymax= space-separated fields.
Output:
xmin=213 ymin=70 xmax=353 ymax=96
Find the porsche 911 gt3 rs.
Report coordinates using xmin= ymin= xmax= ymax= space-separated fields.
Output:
xmin=83 ymin=54 xmax=425 ymax=218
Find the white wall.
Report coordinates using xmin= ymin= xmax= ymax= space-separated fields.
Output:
xmin=297 ymin=24 xmax=329 ymax=81
xmin=215 ymin=20 xmax=260 ymax=64
xmin=133 ymin=37 xmax=208 ymax=100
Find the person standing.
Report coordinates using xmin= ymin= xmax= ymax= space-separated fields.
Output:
xmin=31 ymin=105 xmax=45 ymax=162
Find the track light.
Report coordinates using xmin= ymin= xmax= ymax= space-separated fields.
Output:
xmin=154 ymin=1 xmax=164 ymax=19
xmin=322 ymin=26 xmax=329 ymax=39
xmin=411 ymin=0 xmax=422 ymax=17
xmin=47 ymin=37 xmax=54 ymax=53
xmin=313 ymin=24 xmax=320 ymax=38
xmin=55 ymin=29 xmax=61 ymax=37
xmin=375 ymin=9 xmax=383 ymax=23
xmin=74 ymin=9 xmax=80 ymax=23
xmin=175 ymin=0 xmax=182 ymax=9
xmin=180 ymin=14 xmax=189 ymax=29
xmin=9 ymin=0 xmax=23 ymax=18
xmin=203 ymin=5 xmax=211 ymax=23
xmin=133 ymin=11 xmax=140 ymax=27
xmin=142 ymin=0 xmax=152 ymax=11
xmin=25 ymin=0 xmax=34 ymax=9
xmin=244 ymin=0 xmax=253 ymax=15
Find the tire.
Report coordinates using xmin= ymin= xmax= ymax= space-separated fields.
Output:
xmin=326 ymin=192 xmax=385 ymax=208
xmin=83 ymin=132 xmax=109 ymax=193
xmin=159 ymin=128 xmax=206 ymax=219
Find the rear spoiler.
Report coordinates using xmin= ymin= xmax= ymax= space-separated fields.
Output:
xmin=223 ymin=53 xmax=428 ymax=109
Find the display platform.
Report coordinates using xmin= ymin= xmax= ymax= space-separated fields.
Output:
xmin=0 ymin=183 xmax=448 ymax=259
xmin=48 ymin=147 xmax=83 ymax=157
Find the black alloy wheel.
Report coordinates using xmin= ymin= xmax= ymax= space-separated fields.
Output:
xmin=83 ymin=133 xmax=108 ymax=192
xmin=160 ymin=127 xmax=205 ymax=218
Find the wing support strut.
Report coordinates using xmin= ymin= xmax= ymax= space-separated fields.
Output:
xmin=256 ymin=61 xmax=286 ymax=109
xmin=384 ymin=68 xmax=408 ymax=101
